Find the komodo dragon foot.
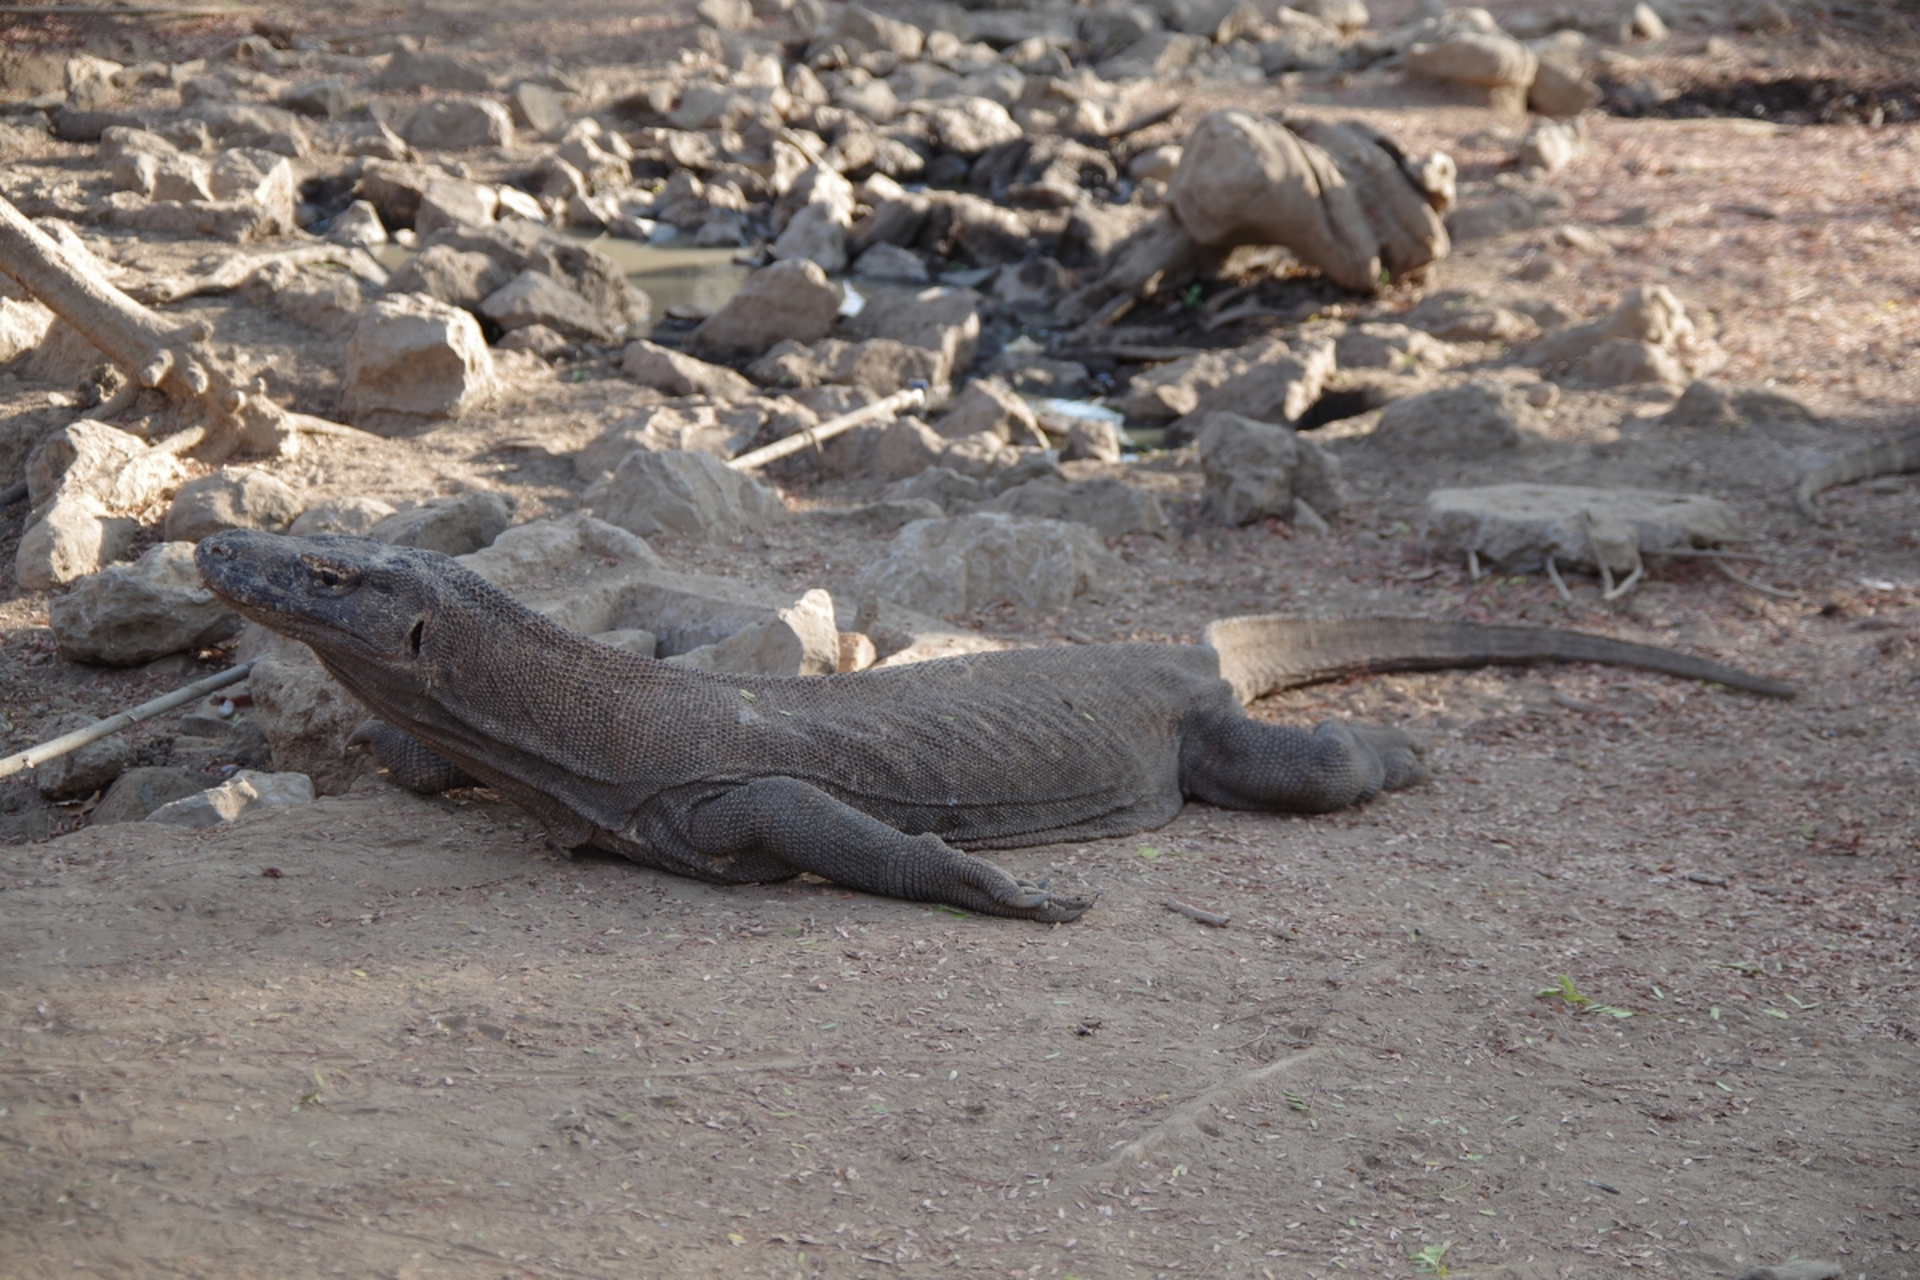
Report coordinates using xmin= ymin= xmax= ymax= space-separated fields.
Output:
xmin=1346 ymin=723 xmax=1430 ymax=793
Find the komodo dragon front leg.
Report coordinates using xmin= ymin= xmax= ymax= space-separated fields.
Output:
xmin=649 ymin=778 xmax=1093 ymax=923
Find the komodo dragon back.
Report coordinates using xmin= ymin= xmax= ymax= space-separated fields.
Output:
xmin=1204 ymin=614 xmax=1796 ymax=704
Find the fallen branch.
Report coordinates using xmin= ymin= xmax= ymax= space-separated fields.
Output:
xmin=728 ymin=386 xmax=925 ymax=472
xmin=0 ymin=663 xmax=252 ymax=781
xmin=0 ymin=194 xmax=362 ymax=460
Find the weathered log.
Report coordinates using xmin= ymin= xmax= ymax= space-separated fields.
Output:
xmin=0 ymin=195 xmax=361 ymax=460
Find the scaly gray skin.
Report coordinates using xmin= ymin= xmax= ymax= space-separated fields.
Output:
xmin=1796 ymin=428 xmax=1920 ymax=522
xmin=196 ymin=532 xmax=1793 ymax=923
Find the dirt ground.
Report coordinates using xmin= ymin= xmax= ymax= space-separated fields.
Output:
xmin=3 ymin=2 xmax=1919 ymax=1278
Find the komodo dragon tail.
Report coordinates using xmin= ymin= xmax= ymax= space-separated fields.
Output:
xmin=1203 ymin=614 xmax=1796 ymax=704
xmin=1795 ymin=428 xmax=1920 ymax=523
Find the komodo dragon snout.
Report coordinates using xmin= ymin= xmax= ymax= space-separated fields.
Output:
xmin=195 ymin=530 xmax=1790 ymax=924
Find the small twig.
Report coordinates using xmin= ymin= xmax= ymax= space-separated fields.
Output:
xmin=1712 ymin=555 xmax=1803 ymax=599
xmin=1600 ymin=561 xmax=1643 ymax=602
xmin=1164 ymin=899 xmax=1229 ymax=928
xmin=1466 ymin=548 xmax=1482 ymax=582
xmin=1544 ymin=553 xmax=1572 ymax=602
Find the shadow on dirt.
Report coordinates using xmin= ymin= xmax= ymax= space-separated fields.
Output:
xmin=1602 ymin=72 xmax=1920 ymax=126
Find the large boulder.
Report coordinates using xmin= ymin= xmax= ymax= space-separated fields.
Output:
xmin=854 ymin=512 xmax=1118 ymax=615
xmin=401 ymin=97 xmax=516 ymax=150
xmin=1424 ymin=484 xmax=1742 ymax=576
xmin=16 ymin=421 xmax=186 ymax=589
xmin=48 ymin=542 xmax=241 ymax=666
xmin=1168 ymin=111 xmax=1450 ymax=294
xmin=692 ymin=259 xmax=841 ymax=360
xmin=340 ymin=292 xmax=497 ymax=431
xmin=588 ymin=448 xmax=786 ymax=542
xmin=385 ymin=243 xmax=511 ymax=309
xmin=162 ymin=468 xmax=304 ymax=542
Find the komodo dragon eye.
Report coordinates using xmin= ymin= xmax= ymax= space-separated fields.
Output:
xmin=302 ymin=558 xmax=359 ymax=591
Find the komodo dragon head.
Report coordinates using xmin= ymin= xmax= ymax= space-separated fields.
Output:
xmin=195 ymin=530 xmax=502 ymax=695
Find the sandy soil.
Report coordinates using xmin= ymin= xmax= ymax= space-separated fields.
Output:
xmin=3 ymin=2 xmax=1919 ymax=1278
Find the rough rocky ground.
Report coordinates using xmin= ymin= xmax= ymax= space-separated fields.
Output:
xmin=3 ymin=1 xmax=1919 ymax=1278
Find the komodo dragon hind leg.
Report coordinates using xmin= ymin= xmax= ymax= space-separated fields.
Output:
xmin=348 ymin=720 xmax=479 ymax=794
xmin=1180 ymin=715 xmax=1429 ymax=814
xmin=681 ymin=777 xmax=1093 ymax=923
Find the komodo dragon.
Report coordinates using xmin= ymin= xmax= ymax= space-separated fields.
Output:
xmin=196 ymin=531 xmax=1793 ymax=924
xmin=1796 ymin=428 xmax=1920 ymax=522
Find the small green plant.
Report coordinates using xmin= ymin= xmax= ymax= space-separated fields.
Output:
xmin=1537 ymin=974 xmax=1633 ymax=1018
xmin=1180 ymin=282 xmax=1205 ymax=309
xmin=1410 ymin=1241 xmax=1451 ymax=1275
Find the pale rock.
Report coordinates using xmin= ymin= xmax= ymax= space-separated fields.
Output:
xmin=0 ymin=296 xmax=54 ymax=362
xmin=163 ymin=468 xmax=304 ymax=542
xmin=1335 ymin=322 xmax=1454 ymax=369
xmin=770 ymin=201 xmax=850 ymax=273
xmin=1576 ymin=338 xmax=1686 ymax=386
xmin=14 ymin=496 xmax=137 ymax=591
xmin=414 ymin=175 xmax=499 ymax=236
xmin=855 ymin=512 xmax=1117 ymax=615
xmin=1528 ymin=55 xmax=1601 ymax=117
xmin=1127 ymin=145 xmax=1182 ymax=183
xmin=937 ymin=377 xmax=1045 ymax=445
xmin=697 ymin=0 xmax=755 ymax=30
xmin=402 ymin=97 xmax=515 ymax=150
xmin=280 ymin=77 xmax=352 ymax=118
xmin=32 ymin=712 xmax=132 ymax=801
xmin=49 ymin=542 xmax=240 ymax=666
xmin=288 ymin=496 xmax=399 ymax=536
xmin=327 ymin=198 xmax=388 ymax=248
xmin=1403 ymin=290 xmax=1538 ymax=344
xmin=852 ymin=242 xmax=930 ymax=281
xmin=992 ymin=258 xmax=1071 ymax=310
xmin=620 ymin=339 xmax=754 ymax=398
xmin=838 ymin=285 xmax=981 ymax=384
xmin=1058 ymin=416 xmax=1125 ymax=463
xmin=1528 ymin=284 xmax=1701 ymax=372
xmin=497 ymin=323 xmax=573 ymax=358
xmin=692 ymin=258 xmax=841 ymax=360
xmin=832 ymin=5 xmax=926 ymax=58
xmin=666 ymin=587 xmax=839 ymax=677
xmin=496 ymin=185 xmax=545 ymax=222
xmin=385 ymin=244 xmax=511 ymax=309
xmin=872 ymin=417 xmax=1019 ymax=480
xmin=480 ymin=269 xmax=619 ymax=343
xmin=1407 ymin=31 xmax=1538 ymax=109
xmin=924 ymin=97 xmax=1023 ymax=156
xmin=266 ymin=268 xmax=367 ymax=339
xmin=236 ymin=629 xmax=367 ymax=795
xmin=341 ymin=292 xmax=497 ymax=430
xmin=372 ymin=48 xmax=493 ymax=93
xmin=1196 ymin=412 xmax=1347 ymax=525
xmin=589 ymin=448 xmax=786 ymax=542
xmin=457 ymin=513 xmax=665 ymax=634
xmin=1371 ymin=378 xmax=1541 ymax=456
xmin=369 ymin=490 xmax=513 ymax=556
xmin=145 ymin=769 xmax=315 ymax=828
xmin=508 ymin=81 xmax=567 ymax=134
xmin=1424 ymin=484 xmax=1742 ymax=575
xmin=1518 ymin=117 xmax=1589 ymax=175
xmin=973 ymin=477 xmax=1168 ymax=539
